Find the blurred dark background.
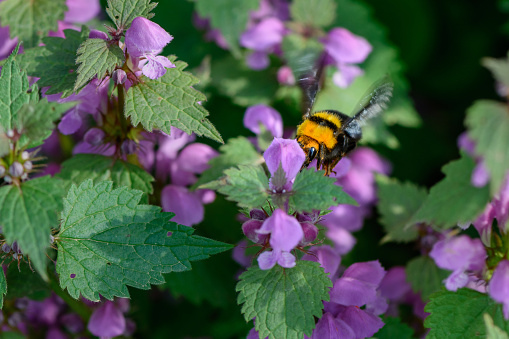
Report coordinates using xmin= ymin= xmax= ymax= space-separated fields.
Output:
xmin=98 ymin=1 xmax=508 ymax=338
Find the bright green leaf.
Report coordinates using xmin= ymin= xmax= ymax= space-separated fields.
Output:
xmin=124 ymin=56 xmax=222 ymax=143
xmin=406 ymin=256 xmax=448 ymax=301
xmin=482 ymin=53 xmax=509 ymax=89
xmin=74 ymin=38 xmax=125 ymax=92
xmin=0 ymin=268 xmax=6 ymax=309
xmin=0 ymin=332 xmax=25 ymax=339
xmin=194 ymin=136 xmax=262 ymax=188
xmin=412 ymin=154 xmax=491 ymax=229
xmin=466 ymin=100 xmax=509 ymax=195
xmin=290 ymin=0 xmax=337 ymax=28
xmin=425 ymin=289 xmax=509 ymax=339
xmin=0 ymin=176 xmax=65 ymax=280
xmin=289 ymin=168 xmax=357 ymax=213
xmin=237 ymin=261 xmax=332 ymax=339
xmin=485 ymin=314 xmax=509 ymax=339
xmin=194 ymin=0 xmax=259 ymax=57
xmin=106 ymin=0 xmax=156 ymax=30
xmin=375 ymin=317 xmax=415 ymax=339
xmin=0 ymin=45 xmax=30 ymax=131
xmin=210 ymin=55 xmax=279 ymax=107
xmin=17 ymin=28 xmax=90 ymax=98
xmin=56 ymin=180 xmax=232 ymax=301
xmin=201 ymin=165 xmax=269 ymax=209
xmin=377 ymin=175 xmax=426 ymax=243
xmin=57 ymin=154 xmax=154 ymax=203
xmin=16 ymin=99 xmax=75 ymax=147
xmin=0 ymin=0 xmax=66 ymax=48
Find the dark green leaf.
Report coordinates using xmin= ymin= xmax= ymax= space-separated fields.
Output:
xmin=485 ymin=314 xmax=509 ymax=339
xmin=0 ymin=332 xmax=26 ymax=339
xmin=201 ymin=165 xmax=269 ymax=209
xmin=56 ymin=180 xmax=232 ymax=301
xmin=425 ymin=289 xmax=509 ymax=339
xmin=375 ymin=317 xmax=415 ymax=339
xmin=210 ymin=55 xmax=279 ymax=107
xmin=412 ymin=154 xmax=491 ymax=229
xmin=466 ymin=100 xmax=509 ymax=195
xmin=289 ymin=168 xmax=357 ymax=213
xmin=57 ymin=154 xmax=154 ymax=203
xmin=0 ymin=0 xmax=66 ymax=48
xmin=16 ymin=99 xmax=75 ymax=147
xmin=482 ymin=54 xmax=509 ymax=89
xmin=124 ymin=56 xmax=222 ymax=143
xmin=194 ymin=136 xmax=262 ymax=188
xmin=377 ymin=175 xmax=426 ymax=243
xmin=17 ymin=28 xmax=90 ymax=98
xmin=74 ymin=38 xmax=125 ymax=92
xmin=106 ymin=0 xmax=157 ymax=30
xmin=406 ymin=256 xmax=448 ymax=301
xmin=237 ymin=261 xmax=332 ymax=339
xmin=290 ymin=0 xmax=337 ymax=28
xmin=5 ymin=263 xmax=50 ymax=301
xmin=0 ymin=176 xmax=65 ymax=280
xmin=0 ymin=45 xmax=30 ymax=131
xmin=194 ymin=0 xmax=259 ymax=57
xmin=0 ymin=268 xmax=5 ymax=308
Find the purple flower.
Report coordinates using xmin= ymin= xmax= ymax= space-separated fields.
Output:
xmin=242 ymin=219 xmax=268 ymax=244
xmin=64 ymin=0 xmax=100 ymax=24
xmin=125 ymin=17 xmax=175 ymax=79
xmin=321 ymin=28 xmax=372 ymax=88
xmin=429 ymin=235 xmax=486 ymax=291
xmin=192 ymin=13 xmax=229 ymax=49
xmin=263 ymin=138 xmax=305 ymax=190
xmin=250 ymin=0 xmax=290 ymax=22
xmin=0 ymin=23 xmax=16 ymax=61
xmin=256 ymin=209 xmax=304 ymax=269
xmin=83 ymin=128 xmax=105 ymax=146
xmin=176 ymin=143 xmax=218 ymax=174
xmin=302 ymin=245 xmax=341 ymax=277
xmin=489 ymin=260 xmax=509 ymax=319
xmin=87 ymin=301 xmax=126 ymax=338
xmin=472 ymin=203 xmax=495 ymax=246
xmin=246 ymin=50 xmax=270 ymax=70
xmin=244 ymin=105 xmax=283 ymax=138
xmin=493 ymin=175 xmax=509 ymax=229
xmin=232 ymin=240 xmax=253 ymax=267
xmin=378 ymin=266 xmax=411 ymax=302
xmin=240 ymin=17 xmax=285 ymax=51
xmin=457 ymin=132 xmax=491 ymax=187
xmin=277 ymin=66 xmax=295 ymax=85
xmin=161 ymin=185 xmax=204 ymax=226
xmin=312 ymin=312 xmax=355 ymax=339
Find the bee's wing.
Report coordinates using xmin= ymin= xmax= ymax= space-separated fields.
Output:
xmin=350 ymin=76 xmax=394 ymax=127
xmin=297 ymin=52 xmax=326 ymax=119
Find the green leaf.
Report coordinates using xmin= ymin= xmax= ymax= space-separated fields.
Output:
xmin=485 ymin=314 xmax=509 ymax=339
xmin=194 ymin=136 xmax=262 ymax=188
xmin=201 ymin=165 xmax=269 ymax=209
xmin=406 ymin=256 xmax=448 ymax=301
xmin=17 ymin=28 xmax=90 ymax=98
xmin=194 ymin=0 xmax=259 ymax=57
xmin=0 ymin=176 xmax=65 ymax=280
xmin=0 ymin=45 xmax=30 ymax=131
xmin=16 ymin=99 xmax=75 ymax=147
xmin=289 ymin=169 xmax=357 ymax=213
xmin=0 ymin=332 xmax=25 ymax=339
xmin=210 ymin=55 xmax=279 ymax=107
xmin=482 ymin=54 xmax=509 ymax=89
xmin=466 ymin=100 xmax=509 ymax=195
xmin=375 ymin=317 xmax=415 ymax=339
xmin=412 ymin=154 xmax=491 ymax=229
xmin=0 ymin=268 xmax=6 ymax=309
xmin=106 ymin=0 xmax=157 ymax=30
xmin=74 ymin=38 xmax=125 ymax=92
xmin=425 ymin=289 xmax=509 ymax=339
xmin=290 ymin=0 xmax=337 ymax=28
xmin=281 ymin=34 xmax=324 ymax=78
xmin=0 ymin=0 xmax=66 ymax=49
xmin=56 ymin=180 xmax=232 ymax=301
xmin=376 ymin=175 xmax=426 ymax=243
xmin=5 ymin=263 xmax=50 ymax=301
xmin=124 ymin=56 xmax=222 ymax=143
xmin=57 ymin=153 xmax=154 ymax=203
xmin=237 ymin=261 xmax=332 ymax=339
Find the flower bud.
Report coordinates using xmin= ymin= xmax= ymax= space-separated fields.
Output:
xmin=21 ymin=151 xmax=29 ymax=160
xmin=249 ymin=209 xmax=267 ymax=220
xmin=242 ymin=219 xmax=267 ymax=244
xmin=84 ymin=128 xmax=105 ymax=146
xmin=2 ymin=243 xmax=11 ymax=253
xmin=23 ymin=161 xmax=33 ymax=170
xmin=300 ymin=222 xmax=319 ymax=245
xmin=112 ymin=69 xmax=127 ymax=85
xmin=9 ymin=162 xmax=24 ymax=177
xmin=120 ymin=139 xmax=137 ymax=155
xmin=0 ymin=165 xmax=5 ymax=177
xmin=277 ymin=66 xmax=295 ymax=86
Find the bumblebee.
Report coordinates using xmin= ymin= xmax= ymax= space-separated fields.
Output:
xmin=296 ymin=58 xmax=393 ymax=176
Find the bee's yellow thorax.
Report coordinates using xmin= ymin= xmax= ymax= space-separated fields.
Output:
xmin=297 ymin=120 xmax=337 ymax=149
xmin=312 ymin=112 xmax=343 ymax=129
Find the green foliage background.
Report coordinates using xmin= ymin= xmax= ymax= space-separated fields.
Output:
xmin=81 ymin=0 xmax=507 ymax=338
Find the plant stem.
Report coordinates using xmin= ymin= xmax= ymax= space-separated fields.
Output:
xmin=117 ymin=83 xmax=128 ymax=133
xmin=48 ymin=270 xmax=92 ymax=320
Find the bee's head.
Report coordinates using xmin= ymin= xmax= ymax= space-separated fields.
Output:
xmin=297 ymin=135 xmax=319 ymax=163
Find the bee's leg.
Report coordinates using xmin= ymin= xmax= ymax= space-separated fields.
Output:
xmin=318 ymin=144 xmax=328 ymax=174
xmin=328 ymin=156 xmax=342 ymax=176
